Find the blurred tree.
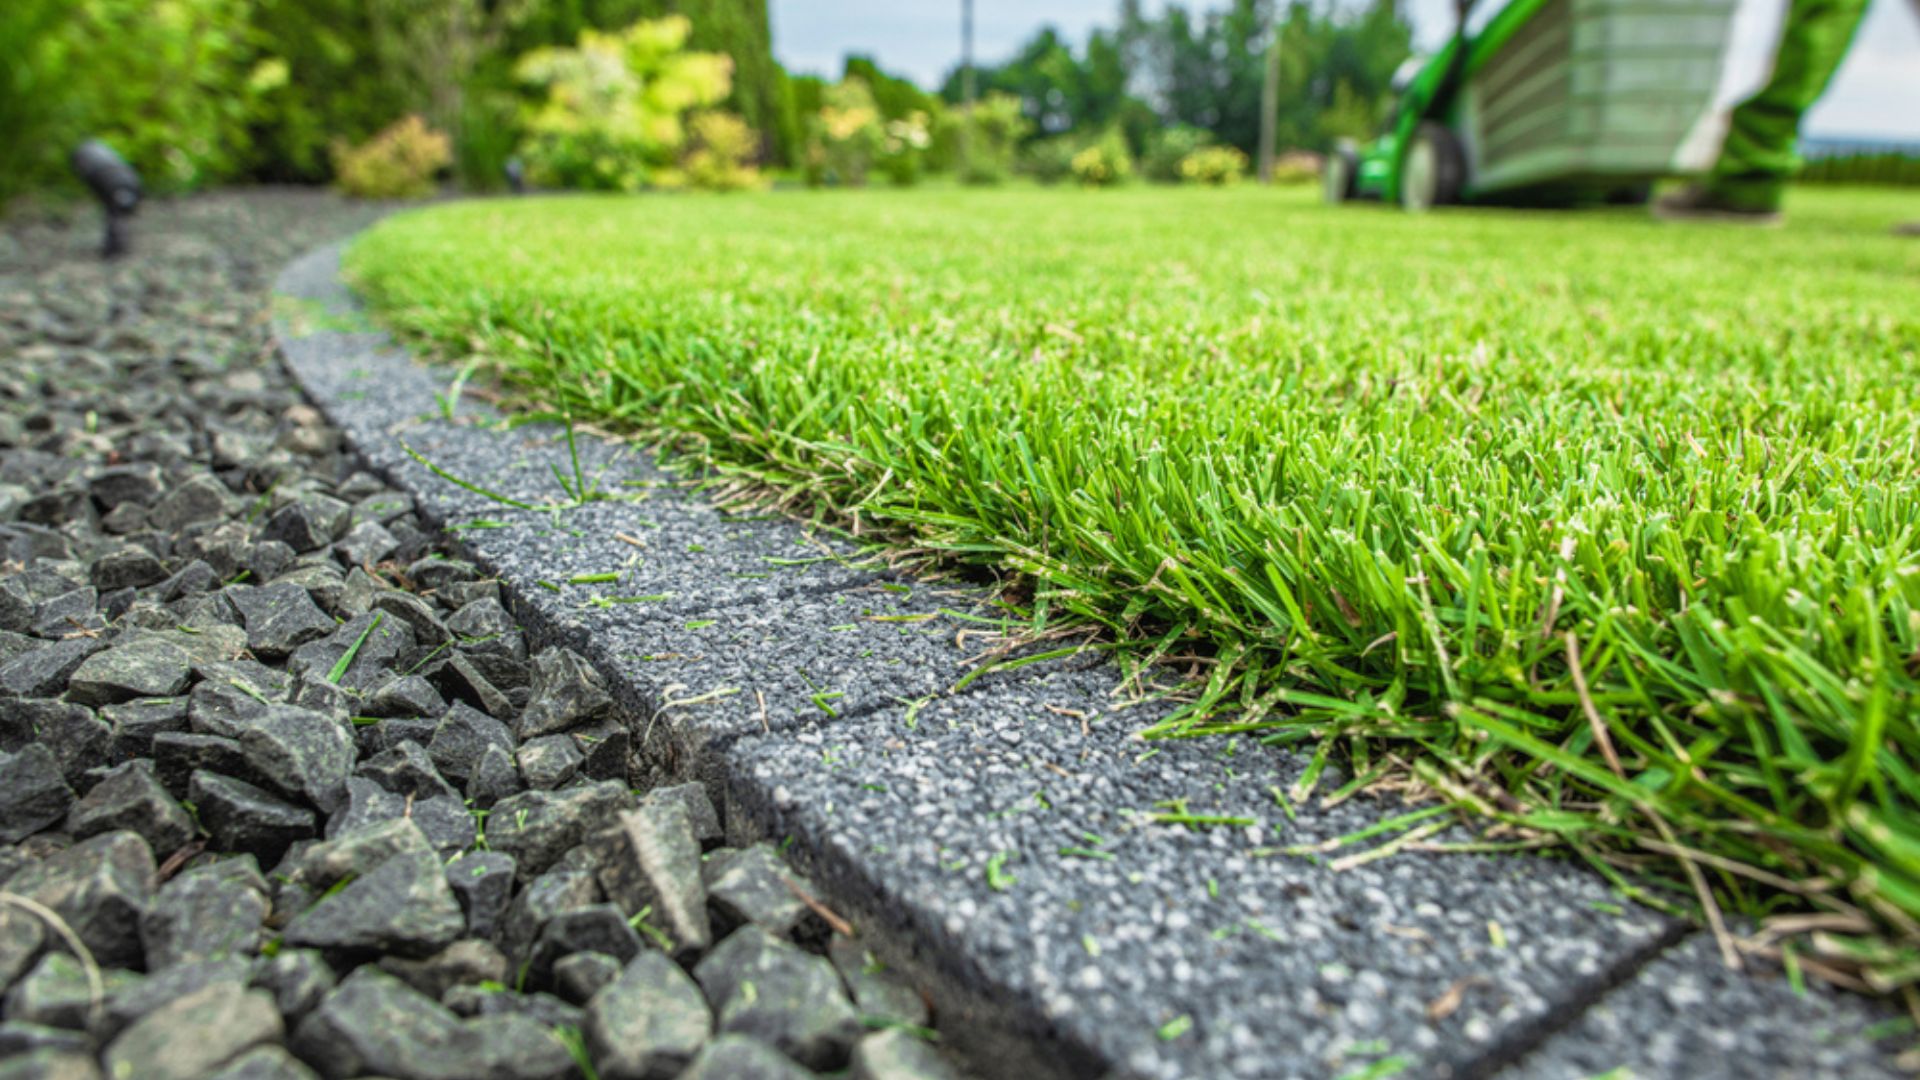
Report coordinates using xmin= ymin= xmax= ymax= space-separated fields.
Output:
xmin=938 ymin=25 xmax=1155 ymax=151
xmin=510 ymin=0 xmax=660 ymax=48
xmin=248 ymin=0 xmax=404 ymax=182
xmin=0 ymin=0 xmax=73 ymax=204
xmin=671 ymin=1 xmax=797 ymax=165
xmin=680 ymin=109 xmax=767 ymax=190
xmin=536 ymin=1 xmax=795 ymax=166
xmin=397 ymin=0 xmax=796 ymax=184
xmin=0 ymin=0 xmax=1410 ymax=204
xmin=953 ymin=0 xmax=1411 ymax=158
xmin=844 ymin=56 xmax=936 ymax=122
xmin=790 ymin=73 xmax=828 ymax=121
xmin=804 ymin=76 xmax=885 ymax=186
xmin=937 ymin=91 xmax=1030 ymax=183
xmin=10 ymin=0 xmax=269 ymax=194
xmin=367 ymin=0 xmax=534 ymax=188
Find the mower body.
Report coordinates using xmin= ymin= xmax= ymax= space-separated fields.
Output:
xmin=1329 ymin=0 xmax=1782 ymax=210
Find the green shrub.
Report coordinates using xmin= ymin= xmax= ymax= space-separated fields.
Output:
xmin=1020 ymin=135 xmax=1078 ymax=185
xmin=805 ymin=77 xmax=883 ymax=187
xmin=330 ymin=115 xmax=451 ymax=198
xmin=0 ymin=0 xmax=70 ymax=206
xmin=1070 ymin=129 xmax=1133 ymax=187
xmin=1178 ymin=145 xmax=1247 ymax=186
xmin=1798 ymin=150 xmax=1920 ymax=187
xmin=939 ymin=92 xmax=1028 ymax=186
xmin=514 ymin=15 xmax=734 ymax=191
xmin=678 ymin=109 xmax=764 ymax=191
xmin=878 ymin=112 xmax=932 ymax=187
xmin=451 ymin=88 xmax=522 ymax=192
xmin=4 ymin=0 xmax=267 ymax=195
xmin=1142 ymin=125 xmax=1212 ymax=184
xmin=670 ymin=0 xmax=794 ymax=167
xmin=1269 ymin=149 xmax=1323 ymax=185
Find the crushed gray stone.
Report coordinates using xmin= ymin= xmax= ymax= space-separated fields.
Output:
xmin=5 ymin=191 xmax=746 ymax=1080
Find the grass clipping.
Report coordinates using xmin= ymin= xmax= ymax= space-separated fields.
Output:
xmin=347 ymin=185 xmax=1920 ymax=995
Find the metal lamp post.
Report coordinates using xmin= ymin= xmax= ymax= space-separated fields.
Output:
xmin=960 ymin=0 xmax=976 ymax=176
xmin=70 ymin=140 xmax=142 ymax=258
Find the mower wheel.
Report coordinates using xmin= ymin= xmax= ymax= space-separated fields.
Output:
xmin=1324 ymin=144 xmax=1359 ymax=204
xmin=1401 ymin=122 xmax=1465 ymax=212
xmin=1604 ymin=183 xmax=1655 ymax=206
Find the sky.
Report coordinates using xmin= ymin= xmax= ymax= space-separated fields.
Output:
xmin=769 ymin=0 xmax=1920 ymax=141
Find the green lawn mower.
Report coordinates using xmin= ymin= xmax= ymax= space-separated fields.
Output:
xmin=1328 ymin=0 xmax=1775 ymax=210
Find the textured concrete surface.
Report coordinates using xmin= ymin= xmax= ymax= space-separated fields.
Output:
xmin=276 ymin=240 xmax=1912 ymax=1079
xmin=726 ymin=667 xmax=1681 ymax=1079
xmin=1500 ymin=934 xmax=1911 ymax=1080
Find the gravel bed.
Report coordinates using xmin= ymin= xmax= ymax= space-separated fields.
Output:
xmin=0 ymin=192 xmax=956 ymax=1080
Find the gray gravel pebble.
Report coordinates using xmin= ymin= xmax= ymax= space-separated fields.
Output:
xmin=694 ymin=926 xmax=863 ymax=1070
xmin=551 ymin=950 xmax=623 ymax=1005
xmin=141 ymin=863 xmax=270 ymax=969
xmin=851 ymin=1029 xmax=961 ymax=1080
xmin=101 ymin=981 xmax=283 ymax=1080
xmin=676 ymin=1035 xmax=815 ymax=1080
xmin=0 ymin=1050 xmax=103 ymax=1080
xmin=66 ymin=636 xmax=194 ymax=704
xmin=1 ymin=832 xmax=153 ymax=968
xmin=0 ymin=746 xmax=73 ymax=843
xmin=593 ymin=801 xmax=713 ymax=961
xmin=190 ymin=770 xmax=317 ymax=862
xmin=585 ymin=949 xmax=714 ymax=1080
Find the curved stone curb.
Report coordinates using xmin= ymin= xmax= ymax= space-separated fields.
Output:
xmin=274 ymin=240 xmax=1903 ymax=1080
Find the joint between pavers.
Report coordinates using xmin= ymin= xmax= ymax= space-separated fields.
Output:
xmin=1458 ymin=920 xmax=1695 ymax=1078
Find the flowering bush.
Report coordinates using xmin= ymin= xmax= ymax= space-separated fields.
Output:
xmin=806 ymin=77 xmax=884 ymax=187
xmin=879 ymin=111 xmax=932 ymax=186
xmin=1142 ymin=125 xmax=1212 ymax=183
xmin=940 ymin=92 xmax=1029 ymax=185
xmin=1021 ymin=135 xmax=1078 ymax=185
xmin=330 ymin=115 xmax=451 ymax=198
xmin=1070 ymin=129 xmax=1134 ymax=187
xmin=513 ymin=16 xmax=733 ymax=191
xmin=678 ymin=110 xmax=765 ymax=192
xmin=1270 ymin=150 xmax=1325 ymax=185
xmin=1178 ymin=145 xmax=1248 ymax=186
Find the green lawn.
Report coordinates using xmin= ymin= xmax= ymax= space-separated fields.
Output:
xmin=348 ymin=184 xmax=1920 ymax=981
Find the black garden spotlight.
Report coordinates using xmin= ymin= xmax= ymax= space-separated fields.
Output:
xmin=504 ymin=156 xmax=528 ymax=195
xmin=70 ymin=139 xmax=142 ymax=258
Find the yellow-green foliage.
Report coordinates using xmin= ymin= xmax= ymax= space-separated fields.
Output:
xmin=1178 ymin=145 xmax=1247 ymax=186
xmin=1020 ymin=135 xmax=1079 ymax=185
xmin=878 ymin=111 xmax=933 ymax=187
xmin=5 ymin=0 xmax=267 ymax=197
xmin=678 ymin=110 xmax=765 ymax=192
xmin=330 ymin=115 xmax=451 ymax=198
xmin=1269 ymin=150 xmax=1323 ymax=185
xmin=942 ymin=92 xmax=1030 ymax=185
xmin=513 ymin=15 xmax=734 ymax=191
xmin=1070 ymin=129 xmax=1133 ymax=187
xmin=806 ymin=77 xmax=884 ymax=187
xmin=1142 ymin=125 xmax=1214 ymax=183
